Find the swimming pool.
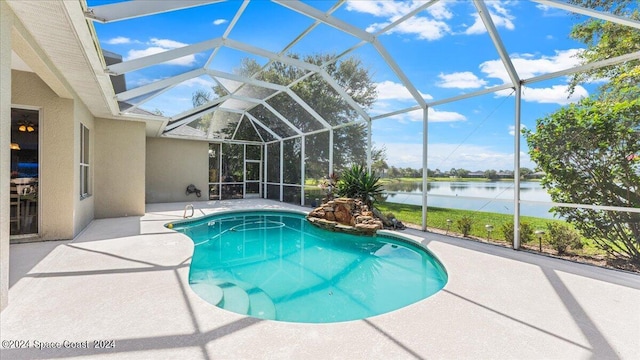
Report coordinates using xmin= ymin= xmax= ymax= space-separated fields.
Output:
xmin=168 ymin=210 xmax=447 ymax=323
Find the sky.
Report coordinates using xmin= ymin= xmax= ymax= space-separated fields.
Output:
xmin=87 ymin=0 xmax=608 ymax=172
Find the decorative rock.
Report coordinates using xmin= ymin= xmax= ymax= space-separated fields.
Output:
xmin=306 ymin=197 xmax=392 ymax=235
xmin=355 ymin=223 xmax=380 ymax=235
xmin=310 ymin=210 xmax=325 ymax=218
xmin=334 ymin=204 xmax=351 ymax=224
xmin=335 ymin=224 xmax=359 ymax=234
xmin=307 ymin=217 xmax=338 ymax=230
xmin=334 ymin=198 xmax=354 ymax=212
xmin=356 ymin=215 xmax=373 ymax=224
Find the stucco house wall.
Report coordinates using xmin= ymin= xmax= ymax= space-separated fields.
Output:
xmin=146 ymin=137 xmax=209 ymax=203
xmin=94 ymin=118 xmax=146 ymax=218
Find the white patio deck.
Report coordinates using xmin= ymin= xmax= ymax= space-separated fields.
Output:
xmin=1 ymin=199 xmax=638 ymax=359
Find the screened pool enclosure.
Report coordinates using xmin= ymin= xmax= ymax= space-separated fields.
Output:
xmin=86 ymin=0 xmax=640 ymax=249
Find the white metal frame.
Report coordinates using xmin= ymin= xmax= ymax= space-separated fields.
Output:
xmin=84 ymin=0 xmax=640 ymax=247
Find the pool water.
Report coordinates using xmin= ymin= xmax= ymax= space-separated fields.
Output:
xmin=169 ymin=211 xmax=447 ymax=323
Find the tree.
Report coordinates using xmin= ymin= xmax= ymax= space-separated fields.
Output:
xmin=371 ymin=144 xmax=389 ymax=176
xmin=568 ymin=0 xmax=640 ymax=102
xmin=484 ymin=169 xmax=498 ymax=180
xmin=196 ymin=54 xmax=377 ymax=182
xmin=524 ymin=0 xmax=640 ymax=264
xmin=387 ymin=166 xmax=400 ymax=178
xmin=456 ymin=168 xmax=470 ymax=178
xmin=371 ymin=159 xmax=389 ymax=176
xmin=191 ymin=89 xmax=213 ymax=132
xmin=524 ymin=99 xmax=640 ymax=263
xmin=520 ymin=167 xmax=534 ymax=179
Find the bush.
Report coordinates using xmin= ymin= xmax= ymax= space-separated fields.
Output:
xmin=501 ymin=221 xmax=534 ymax=244
xmin=545 ymin=223 xmax=583 ymax=255
xmin=336 ymin=164 xmax=383 ymax=208
xmin=456 ymin=216 xmax=474 ymax=237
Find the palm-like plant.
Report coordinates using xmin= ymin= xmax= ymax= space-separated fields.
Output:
xmin=336 ymin=164 xmax=383 ymax=208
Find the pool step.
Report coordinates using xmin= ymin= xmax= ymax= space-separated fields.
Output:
xmin=219 ymin=283 xmax=250 ymax=314
xmin=247 ymin=288 xmax=277 ymax=320
xmin=190 ymin=274 xmax=276 ymax=319
xmin=190 ymin=282 xmax=224 ymax=306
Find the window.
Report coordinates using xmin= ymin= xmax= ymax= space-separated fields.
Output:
xmin=80 ymin=123 xmax=90 ymax=198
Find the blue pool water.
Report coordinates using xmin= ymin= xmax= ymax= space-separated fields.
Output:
xmin=168 ymin=210 xmax=447 ymax=323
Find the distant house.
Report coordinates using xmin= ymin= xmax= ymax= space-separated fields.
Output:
xmin=467 ymin=171 xmax=485 ymax=178
xmin=530 ymin=171 xmax=545 ymax=179
xmin=497 ymin=171 xmax=514 ymax=179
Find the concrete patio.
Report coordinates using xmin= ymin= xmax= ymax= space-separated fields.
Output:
xmin=1 ymin=199 xmax=638 ymax=359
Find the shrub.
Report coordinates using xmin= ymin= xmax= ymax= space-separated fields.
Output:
xmin=501 ymin=221 xmax=534 ymax=244
xmin=545 ymin=223 xmax=583 ymax=255
xmin=456 ymin=216 xmax=474 ymax=237
xmin=336 ymin=164 xmax=383 ymax=208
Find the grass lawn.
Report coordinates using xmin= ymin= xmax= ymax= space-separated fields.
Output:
xmin=376 ymin=201 xmax=606 ymax=257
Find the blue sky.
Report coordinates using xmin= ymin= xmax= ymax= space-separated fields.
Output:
xmin=88 ymin=0 xmax=602 ymax=171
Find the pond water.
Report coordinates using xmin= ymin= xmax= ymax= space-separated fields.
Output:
xmin=382 ymin=181 xmax=558 ymax=219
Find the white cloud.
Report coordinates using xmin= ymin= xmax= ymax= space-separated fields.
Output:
xmin=383 ymin=143 xmax=424 ymax=168
xmin=437 ymin=72 xmax=487 ymax=89
xmin=348 ymin=0 xmax=451 ymax=40
xmin=124 ymin=38 xmax=196 ymax=66
xmin=480 ymin=49 xmax=583 ymax=83
xmin=536 ymin=4 xmax=551 ymax=12
xmin=346 ymin=0 xmax=416 ymax=17
xmin=378 ymin=107 xmax=466 ymax=123
xmin=427 ymin=1 xmax=453 ymax=20
xmin=376 ymin=80 xmax=433 ymax=101
xmin=105 ymin=36 xmax=132 ymax=45
xmin=213 ymin=19 xmax=228 ymax=26
xmin=488 ymin=1 xmax=511 ymax=18
xmin=428 ymin=108 xmax=466 ymax=122
xmin=522 ymin=85 xmax=588 ymax=105
xmin=370 ymin=16 xmax=450 ymax=40
xmin=465 ymin=12 xmax=514 ymax=35
xmin=346 ymin=0 xmax=451 ymax=19
xmin=372 ymin=81 xmax=465 ymax=123
xmin=495 ymin=84 xmax=588 ymax=105
xmin=149 ymin=38 xmax=187 ymax=49
xmin=178 ymin=77 xmax=216 ymax=88
xmin=382 ymin=142 xmax=534 ymax=169
xmin=508 ymin=124 xmax=527 ymax=136
xmin=536 ymin=3 xmax=569 ymax=17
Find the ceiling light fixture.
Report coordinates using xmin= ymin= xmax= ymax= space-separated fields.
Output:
xmin=17 ymin=121 xmax=37 ymax=132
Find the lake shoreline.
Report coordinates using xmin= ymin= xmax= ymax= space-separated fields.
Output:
xmin=380 ymin=179 xmax=554 ymax=219
xmin=380 ymin=177 xmax=542 ymax=183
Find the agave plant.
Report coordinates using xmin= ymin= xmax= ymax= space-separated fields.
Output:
xmin=336 ymin=164 xmax=383 ymax=208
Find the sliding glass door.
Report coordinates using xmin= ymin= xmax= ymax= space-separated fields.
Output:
xmin=10 ymin=107 xmax=39 ymax=236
